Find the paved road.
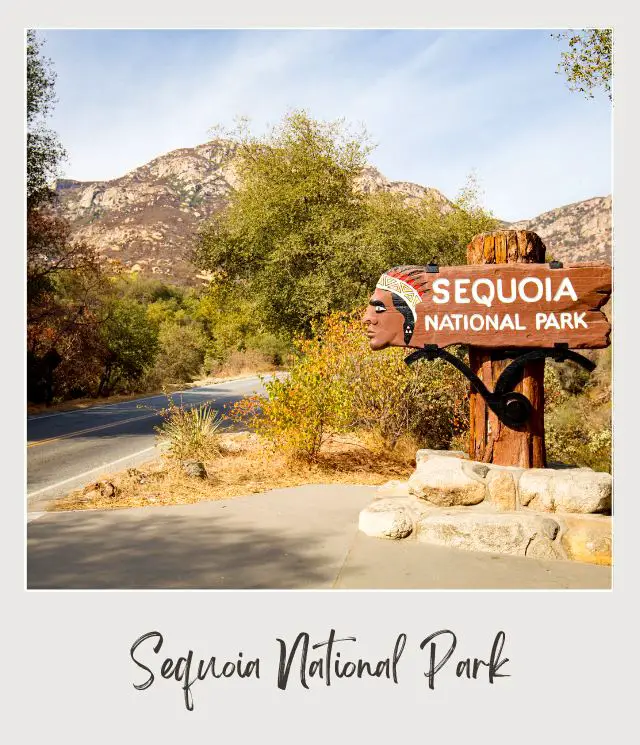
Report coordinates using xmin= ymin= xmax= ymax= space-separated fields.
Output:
xmin=27 ymin=376 xmax=273 ymax=509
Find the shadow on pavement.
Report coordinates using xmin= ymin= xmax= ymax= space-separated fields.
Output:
xmin=27 ymin=486 xmax=377 ymax=590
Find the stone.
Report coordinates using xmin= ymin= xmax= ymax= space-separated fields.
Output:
xmin=376 ymin=480 xmax=411 ymax=498
xmin=359 ymin=499 xmax=414 ymax=540
xmin=485 ymin=470 xmax=518 ymax=512
xmin=525 ymin=535 xmax=566 ymax=561
xmin=415 ymin=449 xmax=468 ymax=465
xmin=408 ymin=455 xmax=486 ymax=506
xmin=415 ymin=510 xmax=561 ymax=558
xmin=99 ymin=481 xmax=118 ymax=498
xmin=181 ymin=460 xmax=207 ymax=479
xmin=519 ymin=468 xmax=611 ymax=514
xmin=559 ymin=514 xmax=612 ymax=566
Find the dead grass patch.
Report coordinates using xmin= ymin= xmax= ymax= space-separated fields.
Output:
xmin=48 ymin=432 xmax=415 ymax=512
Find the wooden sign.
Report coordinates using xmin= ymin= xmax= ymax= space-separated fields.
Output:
xmin=363 ymin=262 xmax=611 ymax=350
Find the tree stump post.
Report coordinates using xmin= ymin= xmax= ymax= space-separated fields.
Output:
xmin=467 ymin=230 xmax=547 ymax=468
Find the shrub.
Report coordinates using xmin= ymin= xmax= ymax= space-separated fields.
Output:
xmin=97 ymin=298 xmax=159 ymax=396
xmin=544 ymin=350 xmax=611 ymax=473
xmin=231 ymin=311 xmax=469 ymax=461
xmin=154 ymin=394 xmax=225 ymax=462
xmin=152 ymin=321 xmax=208 ymax=384
xmin=546 ymin=397 xmax=611 ymax=473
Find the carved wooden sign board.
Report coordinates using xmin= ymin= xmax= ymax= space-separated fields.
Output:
xmin=364 ymin=263 xmax=612 ymax=350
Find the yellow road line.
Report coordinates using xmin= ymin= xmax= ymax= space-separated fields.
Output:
xmin=27 ymin=411 xmax=160 ymax=449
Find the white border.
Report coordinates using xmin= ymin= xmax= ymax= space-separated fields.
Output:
xmin=6 ymin=4 xmax=635 ymax=742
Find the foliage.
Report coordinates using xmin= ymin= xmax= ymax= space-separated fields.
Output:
xmin=544 ymin=350 xmax=611 ymax=472
xmin=231 ymin=312 xmax=469 ymax=461
xmin=230 ymin=332 xmax=353 ymax=462
xmin=553 ymin=29 xmax=612 ymax=99
xmin=546 ymin=398 xmax=611 ymax=473
xmin=196 ymin=278 xmax=265 ymax=359
xmin=151 ymin=321 xmax=208 ymax=384
xmin=27 ymin=250 xmax=107 ymax=403
xmin=155 ymin=395 xmax=225 ymax=462
xmin=27 ymin=207 xmax=99 ymax=314
xmin=195 ymin=111 xmax=497 ymax=337
xmin=96 ymin=298 xmax=159 ymax=396
xmin=195 ymin=278 xmax=292 ymax=369
xmin=27 ymin=30 xmax=66 ymax=207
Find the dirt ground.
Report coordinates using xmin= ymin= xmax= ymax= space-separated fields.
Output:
xmin=49 ymin=432 xmax=415 ymax=511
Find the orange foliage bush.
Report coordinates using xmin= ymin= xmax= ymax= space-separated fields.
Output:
xmin=231 ymin=311 xmax=469 ymax=461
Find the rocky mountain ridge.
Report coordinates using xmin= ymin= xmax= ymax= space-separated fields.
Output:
xmin=507 ymin=195 xmax=611 ymax=265
xmin=54 ymin=139 xmax=612 ymax=284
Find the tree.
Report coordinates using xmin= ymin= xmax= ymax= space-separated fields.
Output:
xmin=96 ymin=299 xmax=159 ymax=396
xmin=152 ymin=321 xmax=207 ymax=384
xmin=27 ymin=259 xmax=107 ymax=403
xmin=27 ymin=30 xmax=66 ymax=207
xmin=553 ymin=29 xmax=612 ymax=99
xmin=195 ymin=111 xmax=497 ymax=337
xmin=27 ymin=207 xmax=98 ymax=314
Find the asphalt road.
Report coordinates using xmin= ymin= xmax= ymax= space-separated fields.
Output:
xmin=27 ymin=375 xmax=273 ymax=510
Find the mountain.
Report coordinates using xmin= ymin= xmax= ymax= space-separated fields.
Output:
xmin=506 ymin=196 xmax=611 ymax=265
xmin=53 ymin=140 xmax=612 ymax=285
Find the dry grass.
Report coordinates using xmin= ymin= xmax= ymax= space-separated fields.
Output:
xmin=205 ymin=351 xmax=280 ymax=380
xmin=48 ymin=432 xmax=415 ymax=512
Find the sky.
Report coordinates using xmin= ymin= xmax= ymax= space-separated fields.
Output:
xmin=37 ymin=28 xmax=612 ymax=222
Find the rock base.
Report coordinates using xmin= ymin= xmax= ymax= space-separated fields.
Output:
xmin=359 ymin=450 xmax=612 ymax=566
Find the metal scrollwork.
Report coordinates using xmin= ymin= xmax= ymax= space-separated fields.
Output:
xmin=405 ymin=343 xmax=596 ymax=428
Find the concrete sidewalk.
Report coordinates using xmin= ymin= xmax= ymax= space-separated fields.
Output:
xmin=27 ymin=484 xmax=612 ymax=590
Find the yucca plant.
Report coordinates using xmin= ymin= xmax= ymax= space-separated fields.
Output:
xmin=154 ymin=394 xmax=225 ymax=462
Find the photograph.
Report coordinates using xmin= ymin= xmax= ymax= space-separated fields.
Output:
xmin=25 ymin=27 xmax=613 ymax=591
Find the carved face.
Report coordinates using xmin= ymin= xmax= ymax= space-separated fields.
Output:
xmin=362 ymin=288 xmax=407 ymax=350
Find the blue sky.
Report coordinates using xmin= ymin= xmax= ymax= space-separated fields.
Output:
xmin=38 ymin=28 xmax=612 ymax=222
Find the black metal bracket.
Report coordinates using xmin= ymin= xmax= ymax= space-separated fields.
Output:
xmin=405 ymin=343 xmax=596 ymax=428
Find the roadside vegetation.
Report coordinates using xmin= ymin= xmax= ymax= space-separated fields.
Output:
xmin=30 ymin=30 xmax=611 ymax=513
xmin=51 ymin=328 xmax=611 ymax=512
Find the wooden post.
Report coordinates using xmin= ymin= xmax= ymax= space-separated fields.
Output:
xmin=467 ymin=230 xmax=547 ymax=468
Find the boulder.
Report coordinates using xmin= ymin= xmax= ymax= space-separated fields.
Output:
xmin=99 ymin=481 xmax=118 ymax=498
xmin=376 ymin=480 xmax=412 ymax=498
xmin=359 ymin=499 xmax=414 ymax=540
xmin=485 ymin=470 xmax=518 ymax=512
xmin=559 ymin=514 xmax=612 ymax=566
xmin=181 ymin=460 xmax=207 ymax=479
xmin=415 ymin=509 xmax=561 ymax=558
xmin=519 ymin=469 xmax=611 ymax=514
xmin=416 ymin=449 xmax=468 ymax=466
xmin=408 ymin=456 xmax=486 ymax=506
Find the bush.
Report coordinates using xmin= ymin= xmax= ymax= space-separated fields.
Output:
xmin=97 ymin=298 xmax=159 ymax=396
xmin=155 ymin=395 xmax=225 ymax=462
xmin=231 ymin=311 xmax=469 ymax=461
xmin=546 ymin=398 xmax=611 ymax=473
xmin=152 ymin=321 xmax=208 ymax=384
xmin=544 ymin=351 xmax=611 ymax=473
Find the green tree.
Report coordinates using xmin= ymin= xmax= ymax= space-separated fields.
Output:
xmin=195 ymin=111 xmax=497 ymax=337
xmin=152 ymin=321 xmax=207 ymax=384
xmin=96 ymin=299 xmax=159 ymax=396
xmin=27 ymin=30 xmax=66 ymax=207
xmin=553 ymin=29 xmax=612 ymax=99
xmin=195 ymin=112 xmax=372 ymax=335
